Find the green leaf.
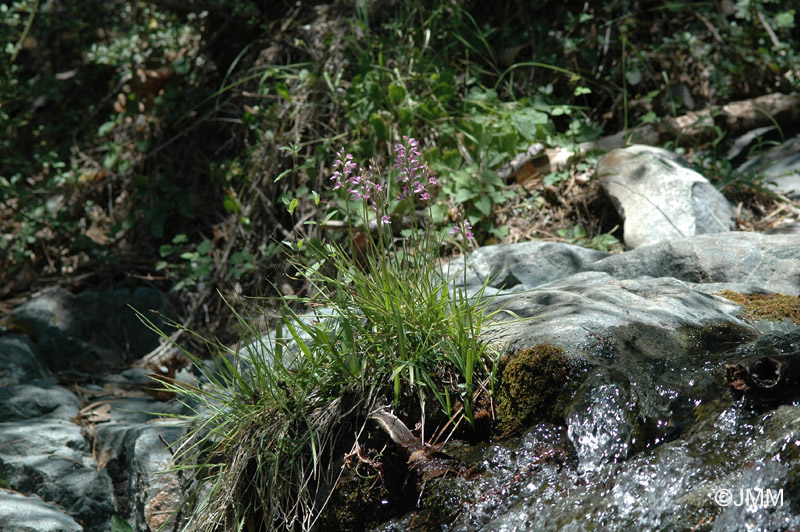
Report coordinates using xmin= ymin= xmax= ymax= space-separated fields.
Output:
xmin=474 ymin=196 xmax=491 ymax=216
xmin=625 ymin=67 xmax=642 ymax=86
xmin=442 ymin=149 xmax=462 ymax=169
xmin=369 ymin=113 xmax=387 ymax=142
xmin=276 ymin=81 xmax=291 ymax=101
xmin=111 ymin=515 xmax=133 ymax=532
xmin=103 ymin=149 xmax=119 ymax=170
xmin=98 ymin=121 xmax=116 ymax=136
xmin=197 ymin=239 xmax=212 ymax=255
xmin=574 ymin=86 xmax=591 ymax=96
xmin=430 ymin=202 xmax=448 ymax=225
xmin=387 ymin=81 xmax=406 ymax=103
xmin=467 ymin=86 xmax=498 ymax=104
xmin=223 ymin=194 xmax=241 ymax=213
xmin=172 ymin=234 xmax=189 ymax=244
xmin=775 ymin=11 xmax=794 ymax=29
xmin=454 ymin=189 xmax=476 ymax=203
xmin=640 ymin=111 xmax=658 ymax=123
xmin=274 ymin=169 xmax=292 ymax=182
xmin=159 ymin=245 xmax=175 ymax=258
xmin=288 ymin=198 xmax=298 ymax=214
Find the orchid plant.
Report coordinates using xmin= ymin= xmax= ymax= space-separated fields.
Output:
xmin=285 ymin=136 xmax=489 ymax=421
xmin=144 ymin=136 xmax=500 ymax=532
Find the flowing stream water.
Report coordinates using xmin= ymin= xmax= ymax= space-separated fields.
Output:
xmin=374 ymin=329 xmax=800 ymax=532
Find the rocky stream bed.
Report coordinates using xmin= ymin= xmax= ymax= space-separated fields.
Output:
xmin=2 ymin=139 xmax=800 ymax=531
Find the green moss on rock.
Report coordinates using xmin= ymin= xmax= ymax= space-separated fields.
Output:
xmin=718 ymin=290 xmax=800 ymax=324
xmin=495 ymin=343 xmax=577 ymax=435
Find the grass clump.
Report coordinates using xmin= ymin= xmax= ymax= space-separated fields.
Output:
xmin=144 ymin=136 xmax=508 ymax=531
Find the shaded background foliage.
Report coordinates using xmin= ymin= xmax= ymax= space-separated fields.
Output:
xmin=2 ymin=0 xmax=797 ymax=342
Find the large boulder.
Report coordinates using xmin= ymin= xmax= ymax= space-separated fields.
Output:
xmin=597 ymin=145 xmax=736 ymax=248
xmin=0 ymin=396 xmax=116 ymax=532
xmin=12 ymin=286 xmax=168 ymax=374
xmin=0 ymin=335 xmax=49 ymax=386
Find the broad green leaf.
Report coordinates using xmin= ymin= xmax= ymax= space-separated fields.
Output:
xmin=625 ymin=67 xmax=642 ymax=86
xmin=454 ymin=189 xmax=476 ymax=203
xmin=223 ymin=194 xmax=241 ymax=213
xmin=197 ymin=239 xmax=212 ymax=255
xmin=387 ymin=81 xmax=406 ymax=103
xmin=474 ymin=196 xmax=491 ymax=216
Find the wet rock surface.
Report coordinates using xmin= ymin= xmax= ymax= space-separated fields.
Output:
xmin=374 ymin=232 xmax=800 ymax=531
xmin=0 ymin=287 xmax=186 ymax=532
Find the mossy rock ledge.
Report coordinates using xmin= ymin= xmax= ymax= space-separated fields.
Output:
xmin=495 ymin=342 xmax=580 ymax=435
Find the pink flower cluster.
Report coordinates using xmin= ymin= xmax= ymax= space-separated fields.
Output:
xmin=330 ymin=148 xmax=391 ymax=224
xmin=393 ymin=136 xmax=436 ymax=202
xmin=329 ymin=137 xmax=436 ymax=226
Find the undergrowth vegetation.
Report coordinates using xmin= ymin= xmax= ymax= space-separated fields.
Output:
xmin=3 ymin=0 xmax=797 ymax=329
xmin=3 ymin=0 xmax=799 ymax=530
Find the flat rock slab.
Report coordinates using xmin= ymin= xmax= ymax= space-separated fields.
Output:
xmin=481 ymin=273 xmax=754 ymax=353
xmin=588 ymin=232 xmax=800 ymax=295
xmin=0 ymin=383 xmax=80 ymax=421
xmin=451 ymin=232 xmax=800 ymax=296
xmin=0 ymin=489 xmax=82 ymax=532
xmin=597 ymin=145 xmax=735 ymax=248
xmin=0 ymin=416 xmax=115 ymax=532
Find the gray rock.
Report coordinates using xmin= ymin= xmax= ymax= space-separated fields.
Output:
xmin=481 ymin=272 xmax=756 ymax=357
xmin=460 ymin=232 xmax=800 ymax=476
xmin=0 ymin=417 xmax=116 ymax=532
xmin=130 ymin=425 xmax=184 ymax=532
xmin=0 ymin=383 xmax=80 ymax=421
xmin=441 ymin=240 xmax=610 ymax=290
xmin=597 ymin=145 xmax=736 ymax=248
xmin=0 ymin=489 xmax=82 ymax=532
xmin=13 ymin=286 xmax=169 ymax=374
xmin=725 ymin=125 xmax=780 ymax=165
xmin=0 ymin=336 xmax=49 ymax=386
xmin=412 ymin=233 xmax=800 ymax=532
xmin=737 ymin=134 xmax=800 ymax=200
xmin=588 ymin=232 xmax=800 ymax=295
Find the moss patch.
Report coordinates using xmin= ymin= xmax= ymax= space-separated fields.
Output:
xmin=718 ymin=290 xmax=800 ymax=325
xmin=495 ymin=343 xmax=577 ymax=435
